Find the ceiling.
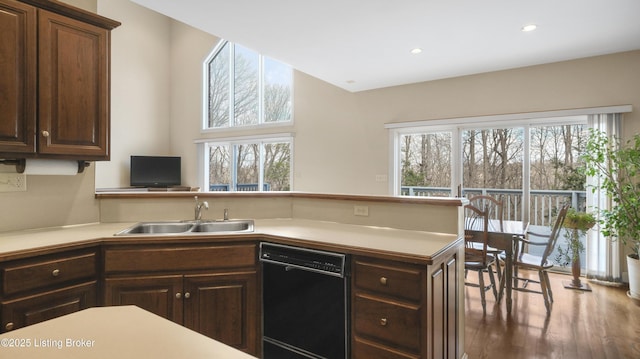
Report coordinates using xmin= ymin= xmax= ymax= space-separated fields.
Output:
xmin=130 ymin=0 xmax=640 ymax=92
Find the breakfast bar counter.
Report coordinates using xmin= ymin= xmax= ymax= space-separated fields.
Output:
xmin=0 ymin=306 xmax=257 ymax=358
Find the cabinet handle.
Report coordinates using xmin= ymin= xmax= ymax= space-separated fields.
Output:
xmin=176 ymin=292 xmax=182 ymax=299
xmin=184 ymin=292 xmax=191 ymax=299
xmin=379 ymin=277 xmax=388 ymax=286
xmin=380 ymin=318 xmax=388 ymax=326
xmin=42 ymin=130 xmax=50 ymax=137
xmin=5 ymin=322 xmax=14 ymax=331
xmin=52 ymin=269 xmax=60 ymax=277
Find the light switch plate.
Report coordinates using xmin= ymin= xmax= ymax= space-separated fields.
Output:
xmin=0 ymin=173 xmax=26 ymax=192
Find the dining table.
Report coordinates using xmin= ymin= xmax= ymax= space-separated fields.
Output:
xmin=470 ymin=218 xmax=529 ymax=314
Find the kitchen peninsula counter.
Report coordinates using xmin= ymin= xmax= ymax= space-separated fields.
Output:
xmin=0 ymin=219 xmax=458 ymax=263
xmin=0 ymin=306 xmax=257 ymax=359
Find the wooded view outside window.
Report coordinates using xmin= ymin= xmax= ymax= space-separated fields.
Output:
xmin=207 ymin=140 xmax=291 ymax=192
xmin=400 ymin=132 xmax=452 ymax=197
xmin=463 ymin=128 xmax=524 ymax=221
xmin=400 ymin=122 xmax=587 ymax=224
xmin=205 ymin=41 xmax=292 ymax=128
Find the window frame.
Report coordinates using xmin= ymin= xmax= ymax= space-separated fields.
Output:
xmin=202 ymin=40 xmax=294 ymax=131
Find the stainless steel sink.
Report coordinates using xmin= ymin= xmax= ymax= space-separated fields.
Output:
xmin=191 ymin=220 xmax=253 ymax=233
xmin=115 ymin=219 xmax=254 ymax=236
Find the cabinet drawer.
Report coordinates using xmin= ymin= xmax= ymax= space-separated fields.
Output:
xmin=2 ymin=252 xmax=96 ymax=296
xmin=104 ymin=244 xmax=256 ymax=274
xmin=354 ymin=260 xmax=422 ymax=301
xmin=353 ymin=293 xmax=421 ymax=352
xmin=1 ymin=281 xmax=97 ymax=332
xmin=353 ymin=337 xmax=420 ymax=359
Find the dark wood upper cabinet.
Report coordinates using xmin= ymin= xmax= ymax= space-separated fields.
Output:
xmin=0 ymin=0 xmax=120 ymax=160
xmin=0 ymin=0 xmax=37 ymax=154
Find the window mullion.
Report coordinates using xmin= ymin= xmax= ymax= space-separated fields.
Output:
xmin=231 ymin=144 xmax=238 ymax=191
xmin=258 ymin=141 xmax=265 ymax=191
xmin=229 ymin=44 xmax=235 ymax=128
xmin=522 ymin=126 xmax=531 ymax=224
xmin=258 ymin=55 xmax=264 ymax=124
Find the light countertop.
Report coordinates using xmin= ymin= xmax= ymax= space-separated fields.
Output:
xmin=0 ymin=306 xmax=257 ymax=359
xmin=0 ymin=219 xmax=459 ymax=263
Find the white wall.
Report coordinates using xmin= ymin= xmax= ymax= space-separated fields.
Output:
xmin=95 ymin=0 xmax=173 ymax=188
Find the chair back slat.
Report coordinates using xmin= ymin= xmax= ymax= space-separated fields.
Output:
xmin=541 ymin=204 xmax=570 ymax=264
xmin=468 ymin=195 xmax=504 ymax=232
xmin=464 ymin=204 xmax=490 ymax=265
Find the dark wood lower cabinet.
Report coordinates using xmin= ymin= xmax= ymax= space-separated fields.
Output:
xmin=352 ymin=249 xmax=460 ymax=359
xmin=183 ymin=272 xmax=258 ymax=354
xmin=1 ymin=281 xmax=97 ymax=332
xmin=103 ymin=271 xmax=258 ymax=356
xmin=104 ymin=275 xmax=183 ymax=323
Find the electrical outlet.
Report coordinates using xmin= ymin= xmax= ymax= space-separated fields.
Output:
xmin=354 ymin=205 xmax=369 ymax=216
xmin=0 ymin=173 xmax=27 ymax=192
xmin=375 ymin=174 xmax=388 ymax=182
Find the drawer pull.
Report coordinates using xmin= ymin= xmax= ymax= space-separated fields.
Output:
xmin=184 ymin=292 xmax=191 ymax=299
xmin=176 ymin=292 xmax=182 ymax=299
xmin=380 ymin=318 xmax=388 ymax=326
xmin=5 ymin=322 xmax=14 ymax=331
xmin=379 ymin=277 xmax=388 ymax=286
xmin=52 ymin=269 xmax=60 ymax=277
xmin=42 ymin=130 xmax=50 ymax=137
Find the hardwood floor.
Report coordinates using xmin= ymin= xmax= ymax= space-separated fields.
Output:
xmin=464 ymin=270 xmax=640 ymax=359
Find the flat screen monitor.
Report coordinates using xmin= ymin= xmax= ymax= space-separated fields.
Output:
xmin=130 ymin=155 xmax=181 ymax=188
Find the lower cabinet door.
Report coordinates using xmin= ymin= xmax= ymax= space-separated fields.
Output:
xmin=1 ymin=281 xmax=97 ymax=332
xmin=104 ymin=275 xmax=183 ymax=324
xmin=183 ymin=271 xmax=259 ymax=356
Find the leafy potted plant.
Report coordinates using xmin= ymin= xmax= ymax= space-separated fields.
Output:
xmin=555 ymin=208 xmax=596 ymax=290
xmin=582 ymin=129 xmax=640 ymax=300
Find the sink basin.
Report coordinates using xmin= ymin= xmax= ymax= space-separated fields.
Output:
xmin=117 ymin=222 xmax=194 ymax=234
xmin=191 ymin=220 xmax=253 ymax=233
xmin=115 ymin=220 xmax=254 ymax=236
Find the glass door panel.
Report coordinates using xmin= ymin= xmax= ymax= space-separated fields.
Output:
xmin=400 ymin=132 xmax=452 ymax=197
xmin=462 ymin=128 xmax=524 ymax=221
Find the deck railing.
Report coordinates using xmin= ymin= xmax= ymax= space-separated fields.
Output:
xmin=401 ymin=186 xmax=586 ymax=227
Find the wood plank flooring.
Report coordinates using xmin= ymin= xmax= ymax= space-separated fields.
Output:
xmin=464 ymin=270 xmax=640 ymax=359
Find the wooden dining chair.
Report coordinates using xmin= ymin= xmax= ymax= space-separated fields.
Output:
xmin=464 ymin=204 xmax=498 ymax=313
xmin=468 ymin=195 xmax=504 ymax=280
xmin=507 ymin=204 xmax=569 ymax=314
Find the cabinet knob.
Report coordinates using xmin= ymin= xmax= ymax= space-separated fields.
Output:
xmin=52 ymin=269 xmax=60 ymax=277
xmin=176 ymin=292 xmax=182 ymax=299
xmin=379 ymin=318 xmax=388 ymax=326
xmin=5 ymin=322 xmax=14 ymax=331
xmin=184 ymin=292 xmax=191 ymax=299
xmin=42 ymin=130 xmax=50 ymax=137
xmin=379 ymin=277 xmax=388 ymax=286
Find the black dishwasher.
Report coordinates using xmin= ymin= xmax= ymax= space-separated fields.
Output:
xmin=260 ymin=242 xmax=350 ymax=359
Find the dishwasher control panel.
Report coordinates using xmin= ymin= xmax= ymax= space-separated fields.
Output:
xmin=259 ymin=242 xmax=348 ymax=277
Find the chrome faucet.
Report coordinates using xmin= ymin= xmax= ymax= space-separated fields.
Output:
xmin=194 ymin=196 xmax=209 ymax=221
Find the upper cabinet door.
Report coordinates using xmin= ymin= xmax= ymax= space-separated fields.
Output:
xmin=0 ymin=0 xmax=37 ymax=154
xmin=37 ymin=9 xmax=110 ymax=159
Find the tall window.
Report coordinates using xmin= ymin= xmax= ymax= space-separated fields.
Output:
xmin=204 ymin=41 xmax=293 ymax=129
xmin=205 ymin=137 xmax=292 ymax=192
xmin=202 ymin=41 xmax=294 ymax=192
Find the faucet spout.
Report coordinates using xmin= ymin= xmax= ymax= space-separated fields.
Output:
xmin=194 ymin=196 xmax=209 ymax=221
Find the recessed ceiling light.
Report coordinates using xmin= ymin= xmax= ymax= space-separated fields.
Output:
xmin=410 ymin=48 xmax=423 ymax=54
xmin=521 ymin=24 xmax=537 ymax=32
